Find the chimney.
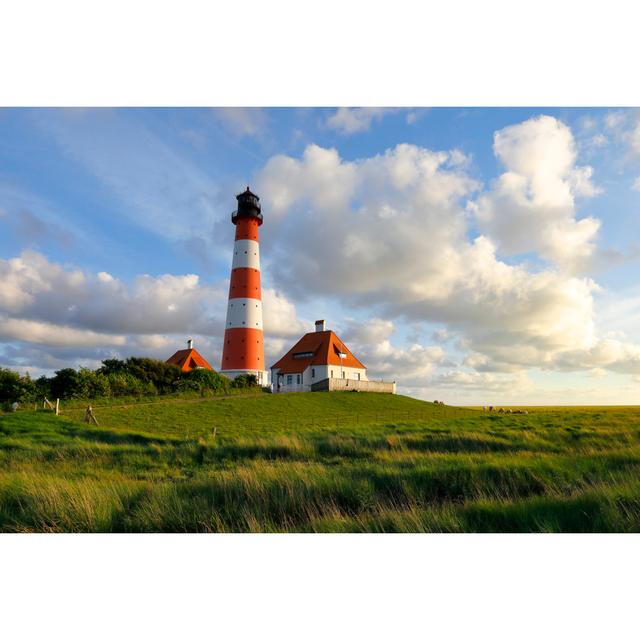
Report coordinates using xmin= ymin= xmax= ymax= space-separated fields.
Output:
xmin=315 ymin=319 xmax=326 ymax=332
xmin=187 ymin=338 xmax=193 ymax=350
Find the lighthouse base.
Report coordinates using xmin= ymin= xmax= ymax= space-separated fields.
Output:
xmin=220 ymin=369 xmax=270 ymax=387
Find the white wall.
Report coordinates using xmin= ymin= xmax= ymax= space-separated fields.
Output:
xmin=272 ymin=363 xmax=367 ymax=392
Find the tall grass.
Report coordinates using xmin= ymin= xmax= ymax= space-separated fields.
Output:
xmin=1 ymin=393 xmax=639 ymax=532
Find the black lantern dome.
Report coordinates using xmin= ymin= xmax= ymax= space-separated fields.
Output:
xmin=232 ymin=186 xmax=263 ymax=226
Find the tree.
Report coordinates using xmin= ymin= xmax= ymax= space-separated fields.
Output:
xmin=50 ymin=368 xmax=87 ymax=399
xmin=0 ymin=368 xmax=24 ymax=402
xmin=98 ymin=359 xmax=128 ymax=375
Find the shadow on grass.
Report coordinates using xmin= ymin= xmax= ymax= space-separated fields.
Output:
xmin=63 ymin=424 xmax=175 ymax=446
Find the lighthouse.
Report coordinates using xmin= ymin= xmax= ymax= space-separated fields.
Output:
xmin=220 ymin=187 xmax=268 ymax=385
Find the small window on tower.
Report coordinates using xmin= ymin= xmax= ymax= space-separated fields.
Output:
xmin=311 ymin=368 xmax=315 ymax=378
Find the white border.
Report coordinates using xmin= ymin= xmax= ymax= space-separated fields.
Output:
xmin=1 ymin=1 xmax=639 ymax=105
xmin=1 ymin=534 xmax=637 ymax=639
xmin=1 ymin=1 xmax=639 ymax=637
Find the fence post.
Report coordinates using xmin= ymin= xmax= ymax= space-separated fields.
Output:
xmin=55 ymin=398 xmax=60 ymax=416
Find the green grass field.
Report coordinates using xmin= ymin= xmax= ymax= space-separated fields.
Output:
xmin=1 ymin=392 xmax=639 ymax=532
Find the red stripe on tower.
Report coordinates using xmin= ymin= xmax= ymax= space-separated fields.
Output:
xmin=220 ymin=188 xmax=268 ymax=385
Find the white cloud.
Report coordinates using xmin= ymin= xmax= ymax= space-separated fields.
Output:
xmin=326 ymin=108 xmax=396 ymax=135
xmin=262 ymin=288 xmax=307 ymax=338
xmin=554 ymin=338 xmax=640 ymax=375
xmin=633 ymin=177 xmax=640 ymax=192
xmin=603 ymin=109 xmax=640 ymax=159
xmin=342 ymin=318 xmax=445 ymax=387
xmin=429 ymin=370 xmax=532 ymax=394
xmin=0 ymin=251 xmax=302 ymax=373
xmin=255 ymin=131 xmax=640 ymax=380
xmin=472 ymin=115 xmax=601 ymax=272
xmin=0 ymin=316 xmax=126 ymax=348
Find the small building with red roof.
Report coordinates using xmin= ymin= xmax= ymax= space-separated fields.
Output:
xmin=271 ymin=320 xmax=385 ymax=393
xmin=166 ymin=338 xmax=214 ymax=373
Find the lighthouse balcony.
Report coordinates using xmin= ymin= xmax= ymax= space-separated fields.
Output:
xmin=232 ymin=209 xmax=263 ymax=225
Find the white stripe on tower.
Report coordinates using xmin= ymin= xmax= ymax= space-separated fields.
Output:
xmin=231 ymin=240 xmax=260 ymax=270
xmin=225 ymin=298 xmax=263 ymax=329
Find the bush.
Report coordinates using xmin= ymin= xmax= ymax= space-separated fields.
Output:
xmin=126 ymin=358 xmax=181 ymax=394
xmin=177 ymin=368 xmax=230 ymax=393
xmin=230 ymin=374 xmax=259 ymax=389
xmin=77 ymin=368 xmax=111 ymax=399
xmin=106 ymin=372 xmax=156 ymax=398
xmin=49 ymin=368 xmax=112 ymax=400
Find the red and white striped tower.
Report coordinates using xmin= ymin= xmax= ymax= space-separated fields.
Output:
xmin=220 ymin=187 xmax=268 ymax=385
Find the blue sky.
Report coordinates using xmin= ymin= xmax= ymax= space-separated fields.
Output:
xmin=1 ymin=107 xmax=640 ymax=403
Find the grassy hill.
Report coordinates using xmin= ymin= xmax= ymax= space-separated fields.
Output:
xmin=1 ymin=392 xmax=639 ymax=532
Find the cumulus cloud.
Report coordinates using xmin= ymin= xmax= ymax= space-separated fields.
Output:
xmin=255 ymin=128 xmax=640 ymax=380
xmin=342 ymin=318 xmax=445 ymax=387
xmin=326 ymin=108 xmax=396 ymax=135
xmin=0 ymin=251 xmax=302 ymax=373
xmin=262 ymin=288 xmax=307 ymax=339
xmin=0 ymin=316 xmax=126 ymax=348
xmin=429 ymin=370 xmax=532 ymax=394
xmin=472 ymin=115 xmax=601 ymax=272
xmin=554 ymin=339 xmax=640 ymax=375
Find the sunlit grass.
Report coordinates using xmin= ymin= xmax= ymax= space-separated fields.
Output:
xmin=1 ymin=392 xmax=639 ymax=532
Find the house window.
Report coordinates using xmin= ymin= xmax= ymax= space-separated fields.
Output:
xmin=342 ymin=370 xmax=345 ymax=379
xmin=296 ymin=374 xmax=301 ymax=384
xmin=287 ymin=375 xmax=292 ymax=384
xmin=357 ymin=372 xmax=361 ymax=381
xmin=311 ymin=368 xmax=315 ymax=378
xmin=330 ymin=370 xmax=333 ymax=378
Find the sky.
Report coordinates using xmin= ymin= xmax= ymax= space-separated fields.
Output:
xmin=1 ymin=106 xmax=640 ymax=404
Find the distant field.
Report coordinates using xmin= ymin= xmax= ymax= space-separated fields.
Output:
xmin=1 ymin=392 xmax=639 ymax=532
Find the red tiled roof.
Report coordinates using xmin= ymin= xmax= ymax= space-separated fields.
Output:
xmin=166 ymin=348 xmax=213 ymax=373
xmin=270 ymin=330 xmax=366 ymax=374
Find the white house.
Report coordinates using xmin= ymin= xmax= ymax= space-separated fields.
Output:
xmin=271 ymin=320 xmax=369 ymax=393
